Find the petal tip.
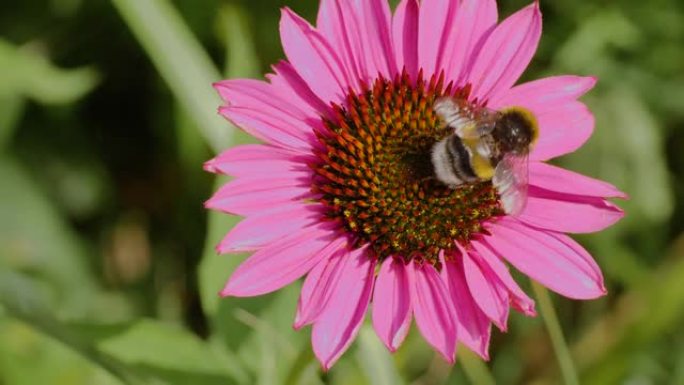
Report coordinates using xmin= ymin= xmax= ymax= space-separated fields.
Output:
xmin=218 ymin=288 xmax=233 ymax=298
xmin=588 ymin=75 xmax=599 ymax=87
xmin=522 ymin=303 xmax=538 ymax=317
xmin=319 ymin=360 xmax=332 ymax=373
xmin=279 ymin=7 xmax=302 ymax=27
xmin=496 ymin=321 xmax=508 ymax=332
xmin=203 ymin=159 xmax=218 ymax=173
xmin=313 ymin=346 xmax=339 ymax=373
xmin=292 ymin=307 xmax=307 ymax=330
xmin=215 ymin=242 xmax=243 ymax=255
xmin=532 ymin=0 xmax=542 ymax=13
xmin=211 ymin=81 xmax=225 ymax=92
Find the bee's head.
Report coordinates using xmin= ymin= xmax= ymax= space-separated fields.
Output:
xmin=493 ymin=107 xmax=539 ymax=155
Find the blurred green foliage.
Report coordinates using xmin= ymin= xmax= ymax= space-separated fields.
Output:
xmin=0 ymin=0 xmax=683 ymax=384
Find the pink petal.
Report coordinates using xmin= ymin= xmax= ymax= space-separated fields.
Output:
xmin=466 ymin=2 xmax=542 ymax=101
xmin=372 ymin=257 xmax=412 ymax=352
xmin=204 ymin=177 xmax=311 ymax=216
xmin=220 ymin=231 xmax=343 ymax=297
xmin=410 ymin=261 xmax=458 ymax=363
xmin=280 ymin=8 xmax=351 ymax=104
xmin=461 ymin=250 xmax=509 ymax=331
xmin=529 ymin=100 xmax=595 ymax=161
xmin=444 ymin=0 xmax=498 ymax=85
xmin=470 ymin=242 xmax=536 ymax=316
xmin=518 ymin=187 xmax=625 ymax=234
xmin=489 ymin=75 xmax=597 ymax=112
xmin=392 ymin=0 xmax=419 ymax=78
xmin=530 ymin=162 xmax=627 ymax=199
xmin=312 ymin=247 xmax=375 ymax=370
xmin=267 ymin=61 xmax=332 ymax=118
xmin=442 ymin=258 xmax=491 ymax=360
xmin=220 ymin=106 xmax=313 ymax=153
xmin=484 ymin=218 xmax=606 ymax=299
xmin=418 ymin=0 xmax=459 ymax=77
xmin=294 ymin=248 xmax=348 ymax=329
xmin=355 ymin=0 xmax=396 ymax=79
xmin=217 ymin=204 xmax=322 ymax=253
xmin=317 ymin=0 xmax=365 ymax=83
xmin=214 ymin=79 xmax=312 ymax=124
xmin=204 ymin=144 xmax=311 ymax=178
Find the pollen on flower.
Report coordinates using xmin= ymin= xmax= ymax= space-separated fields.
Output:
xmin=310 ymin=70 xmax=504 ymax=263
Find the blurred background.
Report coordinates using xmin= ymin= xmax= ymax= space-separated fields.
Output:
xmin=1 ymin=0 xmax=683 ymax=384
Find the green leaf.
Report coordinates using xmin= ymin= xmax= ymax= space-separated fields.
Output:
xmin=217 ymin=4 xmax=261 ymax=78
xmin=97 ymin=319 xmax=240 ymax=385
xmin=0 ymin=38 xmax=98 ymax=148
xmin=0 ymin=316 xmax=123 ymax=385
xmin=0 ymin=93 xmax=24 ymax=149
xmin=600 ymin=88 xmax=672 ymax=222
xmin=233 ymin=283 xmax=307 ymax=384
xmin=110 ymin=0 xmax=234 ymax=154
xmin=198 ymin=2 xmax=261 ymax=317
xmin=553 ymin=9 xmax=641 ymax=74
xmin=0 ymin=270 xmax=145 ymax=385
xmin=0 ymin=157 xmax=101 ymax=317
xmin=355 ymin=326 xmax=405 ymax=385
xmin=197 ymin=178 xmax=242 ymax=317
xmin=197 ymin=3 xmax=263 ymax=357
xmin=0 ymin=39 xmax=99 ymax=105
xmin=284 ymin=343 xmax=317 ymax=385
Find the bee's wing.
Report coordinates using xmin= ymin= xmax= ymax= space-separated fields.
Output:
xmin=492 ymin=152 xmax=529 ymax=216
xmin=434 ymin=97 xmax=496 ymax=138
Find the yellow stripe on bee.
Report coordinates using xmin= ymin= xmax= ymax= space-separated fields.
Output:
xmin=501 ymin=106 xmax=540 ymax=147
xmin=471 ymin=153 xmax=495 ymax=180
xmin=463 ymin=138 xmax=495 ymax=180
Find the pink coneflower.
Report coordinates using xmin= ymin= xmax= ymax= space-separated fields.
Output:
xmin=205 ymin=0 xmax=625 ymax=369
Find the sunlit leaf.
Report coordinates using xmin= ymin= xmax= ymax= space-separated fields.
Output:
xmin=198 ymin=1 xmax=261 ymax=316
xmin=0 ymin=94 xmax=24 ymax=149
xmin=0 ymin=157 xmax=100 ymax=317
xmin=355 ymin=326 xmax=405 ymax=385
xmin=0 ymin=270 xmax=144 ymax=385
xmin=110 ymin=0 xmax=233 ymax=153
xmin=0 ymin=39 xmax=99 ymax=105
xmin=217 ymin=4 xmax=261 ymax=77
xmin=0 ymin=317 xmax=123 ymax=385
xmin=97 ymin=319 xmax=240 ymax=385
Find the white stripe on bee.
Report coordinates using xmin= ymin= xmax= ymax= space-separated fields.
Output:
xmin=434 ymin=98 xmax=471 ymax=136
xmin=431 ymin=138 xmax=464 ymax=187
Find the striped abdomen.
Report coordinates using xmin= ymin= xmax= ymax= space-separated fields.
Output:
xmin=431 ymin=135 xmax=495 ymax=187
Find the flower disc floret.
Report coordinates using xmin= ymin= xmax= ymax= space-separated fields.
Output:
xmin=311 ymin=71 xmax=502 ymax=262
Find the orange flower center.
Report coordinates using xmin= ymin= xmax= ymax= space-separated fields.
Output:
xmin=310 ymin=71 xmax=502 ymax=263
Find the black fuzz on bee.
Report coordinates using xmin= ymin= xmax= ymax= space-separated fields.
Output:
xmin=492 ymin=110 xmax=536 ymax=155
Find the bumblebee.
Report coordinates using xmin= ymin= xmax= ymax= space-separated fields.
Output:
xmin=431 ymin=97 xmax=539 ymax=215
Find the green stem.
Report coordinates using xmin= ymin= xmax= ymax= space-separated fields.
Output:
xmin=458 ymin=346 xmax=496 ymax=385
xmin=110 ymin=0 xmax=233 ymax=154
xmin=532 ymin=281 xmax=581 ymax=385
